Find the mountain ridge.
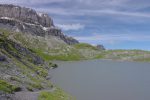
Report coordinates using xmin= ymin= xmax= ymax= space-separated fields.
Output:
xmin=0 ymin=4 xmax=79 ymax=45
xmin=0 ymin=3 xmax=150 ymax=100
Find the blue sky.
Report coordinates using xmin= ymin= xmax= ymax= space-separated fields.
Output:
xmin=1 ymin=0 xmax=150 ymax=50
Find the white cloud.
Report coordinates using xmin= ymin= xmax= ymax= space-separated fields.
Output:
xmin=74 ymin=33 xmax=150 ymax=45
xmin=34 ymin=8 xmax=150 ymax=20
xmin=82 ymin=9 xmax=150 ymax=18
xmin=0 ymin=0 xmax=66 ymax=6
xmin=35 ymin=7 xmax=86 ymax=16
xmin=1 ymin=0 xmax=150 ymax=19
xmin=56 ymin=23 xmax=85 ymax=31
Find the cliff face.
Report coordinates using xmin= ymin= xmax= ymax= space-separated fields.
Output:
xmin=0 ymin=4 xmax=53 ymax=27
xmin=96 ymin=44 xmax=105 ymax=50
xmin=0 ymin=4 xmax=79 ymax=45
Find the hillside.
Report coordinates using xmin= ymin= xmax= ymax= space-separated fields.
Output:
xmin=0 ymin=4 xmax=150 ymax=100
xmin=95 ymin=49 xmax=150 ymax=62
xmin=0 ymin=4 xmax=79 ymax=45
xmin=0 ymin=4 xmax=105 ymax=100
xmin=0 ymin=4 xmax=79 ymax=100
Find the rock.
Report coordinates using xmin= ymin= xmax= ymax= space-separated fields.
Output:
xmin=31 ymin=74 xmax=35 ymax=77
xmin=96 ymin=44 xmax=105 ymax=50
xmin=0 ymin=91 xmax=4 ymax=95
xmin=0 ymin=56 xmax=6 ymax=61
xmin=46 ymin=76 xmax=51 ymax=80
xmin=0 ymin=4 xmax=79 ymax=45
xmin=51 ymin=64 xmax=58 ymax=69
xmin=0 ymin=4 xmax=54 ymax=27
xmin=2 ymin=39 xmax=44 ymax=65
xmin=3 ymin=75 xmax=11 ymax=80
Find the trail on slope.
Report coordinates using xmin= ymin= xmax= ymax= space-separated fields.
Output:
xmin=13 ymin=88 xmax=55 ymax=100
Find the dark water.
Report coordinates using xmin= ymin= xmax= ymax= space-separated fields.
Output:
xmin=50 ymin=60 xmax=150 ymax=100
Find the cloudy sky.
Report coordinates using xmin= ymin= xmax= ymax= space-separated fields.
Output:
xmin=1 ymin=0 xmax=150 ymax=50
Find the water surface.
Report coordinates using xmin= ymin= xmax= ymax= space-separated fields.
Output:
xmin=50 ymin=60 xmax=150 ymax=100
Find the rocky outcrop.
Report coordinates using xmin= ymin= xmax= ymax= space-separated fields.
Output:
xmin=0 ymin=56 xmax=6 ymax=61
xmin=0 ymin=4 xmax=53 ymax=27
xmin=0 ymin=4 xmax=79 ymax=45
xmin=0 ymin=37 xmax=44 ymax=65
xmin=96 ymin=44 xmax=105 ymax=50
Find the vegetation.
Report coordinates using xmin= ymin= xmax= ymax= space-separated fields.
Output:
xmin=31 ymin=48 xmax=83 ymax=61
xmin=95 ymin=49 xmax=150 ymax=62
xmin=0 ymin=29 xmax=73 ymax=99
xmin=74 ymin=43 xmax=98 ymax=50
xmin=1 ymin=28 xmax=150 ymax=99
xmin=38 ymin=88 xmax=75 ymax=100
xmin=0 ymin=29 xmax=53 ymax=92
xmin=0 ymin=80 xmax=20 ymax=93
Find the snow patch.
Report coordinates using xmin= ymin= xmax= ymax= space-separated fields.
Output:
xmin=23 ymin=25 xmax=25 ymax=29
xmin=16 ymin=28 xmax=20 ymax=32
xmin=37 ymin=12 xmax=43 ymax=17
xmin=43 ymin=14 xmax=47 ymax=17
xmin=24 ymin=22 xmax=36 ymax=26
xmin=0 ymin=17 xmax=14 ymax=20
xmin=28 ymin=8 xmax=32 ymax=11
xmin=15 ymin=7 xmax=19 ymax=9
xmin=43 ymin=27 xmax=49 ymax=31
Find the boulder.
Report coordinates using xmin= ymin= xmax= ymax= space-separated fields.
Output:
xmin=96 ymin=44 xmax=105 ymax=50
xmin=0 ymin=56 xmax=6 ymax=61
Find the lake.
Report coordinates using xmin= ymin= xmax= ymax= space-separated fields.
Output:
xmin=50 ymin=60 xmax=150 ymax=100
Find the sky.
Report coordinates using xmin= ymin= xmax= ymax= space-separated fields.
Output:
xmin=1 ymin=0 xmax=150 ymax=50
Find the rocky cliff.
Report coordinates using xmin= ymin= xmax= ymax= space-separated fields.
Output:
xmin=0 ymin=4 xmax=79 ymax=45
xmin=0 ymin=4 xmax=53 ymax=27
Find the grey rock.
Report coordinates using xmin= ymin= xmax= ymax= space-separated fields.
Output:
xmin=1 ymin=39 xmax=44 ymax=65
xmin=0 ymin=4 xmax=54 ymax=27
xmin=0 ymin=4 xmax=79 ymax=45
xmin=0 ymin=56 xmax=6 ymax=61
xmin=96 ymin=44 xmax=105 ymax=50
xmin=46 ymin=76 xmax=51 ymax=80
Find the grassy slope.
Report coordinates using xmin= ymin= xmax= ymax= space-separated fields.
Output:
xmin=0 ymin=29 xmax=103 ymax=99
xmin=6 ymin=29 xmax=150 ymax=62
xmin=0 ymin=29 xmax=73 ymax=100
xmin=0 ymin=79 xmax=19 ymax=93
xmin=74 ymin=43 xmax=98 ymax=50
xmin=96 ymin=49 xmax=150 ymax=62
xmin=11 ymin=32 xmax=102 ymax=61
xmin=38 ymin=88 xmax=75 ymax=100
xmin=0 ymin=29 xmax=52 ymax=90
xmin=1 ymin=29 xmax=150 ymax=99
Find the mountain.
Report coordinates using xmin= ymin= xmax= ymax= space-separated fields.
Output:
xmin=0 ymin=4 xmax=79 ymax=45
xmin=0 ymin=4 xmax=106 ymax=100
xmin=0 ymin=4 xmax=150 ymax=100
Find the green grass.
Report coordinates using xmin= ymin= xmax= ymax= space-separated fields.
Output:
xmin=94 ymin=53 xmax=105 ymax=59
xmin=0 ymin=29 xmax=75 ymax=98
xmin=0 ymin=32 xmax=52 ymax=91
xmin=0 ymin=80 xmax=19 ymax=93
xmin=32 ymin=48 xmax=83 ymax=61
xmin=74 ymin=43 xmax=98 ymax=50
xmin=38 ymin=88 xmax=75 ymax=100
xmin=95 ymin=49 xmax=150 ymax=62
xmin=0 ymin=29 xmax=11 ymax=38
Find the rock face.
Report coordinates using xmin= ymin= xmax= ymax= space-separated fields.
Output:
xmin=1 ymin=39 xmax=44 ymax=65
xmin=0 ymin=56 xmax=6 ymax=61
xmin=0 ymin=4 xmax=79 ymax=45
xmin=96 ymin=44 xmax=105 ymax=50
xmin=0 ymin=4 xmax=53 ymax=27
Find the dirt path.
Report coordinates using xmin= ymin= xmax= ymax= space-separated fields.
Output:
xmin=13 ymin=88 xmax=56 ymax=100
xmin=13 ymin=92 xmax=39 ymax=100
